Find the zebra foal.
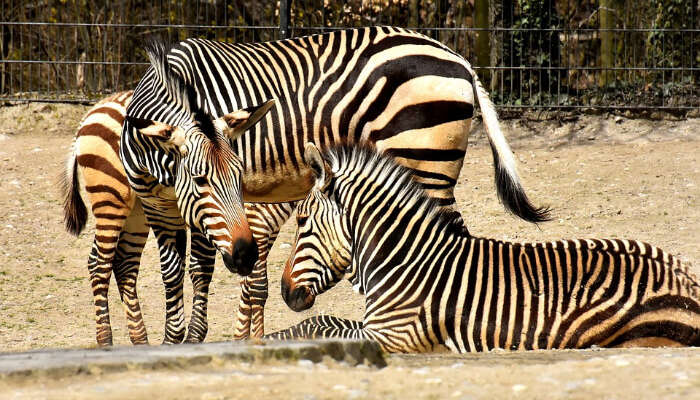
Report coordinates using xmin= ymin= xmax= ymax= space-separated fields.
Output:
xmin=62 ymin=39 xmax=275 ymax=345
xmin=267 ymin=144 xmax=700 ymax=352
xmin=62 ymin=90 xmax=296 ymax=343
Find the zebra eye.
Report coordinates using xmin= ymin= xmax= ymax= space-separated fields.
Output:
xmin=297 ymin=215 xmax=309 ymax=225
xmin=193 ymin=175 xmax=208 ymax=186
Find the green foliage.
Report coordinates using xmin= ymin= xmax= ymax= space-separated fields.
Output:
xmin=499 ymin=0 xmax=563 ymax=105
xmin=647 ymin=0 xmax=696 ymax=69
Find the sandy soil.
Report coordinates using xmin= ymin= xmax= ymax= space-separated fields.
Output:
xmin=0 ymin=103 xmax=698 ymax=398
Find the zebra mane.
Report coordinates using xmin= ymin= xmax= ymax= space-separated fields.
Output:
xmin=143 ymin=37 xmax=219 ymax=144
xmin=323 ymin=145 xmax=466 ymax=233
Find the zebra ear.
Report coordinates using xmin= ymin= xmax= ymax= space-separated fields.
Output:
xmin=304 ymin=142 xmax=330 ymax=189
xmin=127 ymin=117 xmax=186 ymax=148
xmin=217 ymin=99 xmax=276 ymax=141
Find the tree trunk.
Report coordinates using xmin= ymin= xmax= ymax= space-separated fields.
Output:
xmin=599 ymin=0 xmax=619 ymax=86
xmin=409 ymin=0 xmax=419 ymax=28
xmin=475 ymin=0 xmax=490 ymax=81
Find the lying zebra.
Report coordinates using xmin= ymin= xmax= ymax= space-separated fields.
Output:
xmin=266 ymin=144 xmax=700 ymax=352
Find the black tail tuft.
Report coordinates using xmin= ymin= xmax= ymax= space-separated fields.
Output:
xmin=61 ymin=155 xmax=88 ymax=236
xmin=492 ymin=146 xmax=552 ymax=224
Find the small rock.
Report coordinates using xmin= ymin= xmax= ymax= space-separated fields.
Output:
xmin=614 ymin=359 xmax=630 ymax=367
xmin=39 ymin=104 xmax=55 ymax=113
xmin=649 ymin=111 xmax=665 ymax=120
xmin=614 ymin=116 xmax=624 ymax=124
xmin=412 ymin=367 xmax=429 ymax=375
xmin=674 ymin=372 xmax=688 ymax=381
xmin=347 ymin=390 xmax=367 ymax=400
xmin=297 ymin=359 xmax=314 ymax=367
xmin=512 ymin=384 xmax=527 ymax=393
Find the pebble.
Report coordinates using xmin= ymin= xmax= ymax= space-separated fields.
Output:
xmin=614 ymin=359 xmax=630 ymax=367
xmin=512 ymin=384 xmax=527 ymax=393
xmin=297 ymin=359 xmax=314 ymax=367
xmin=412 ymin=367 xmax=429 ymax=375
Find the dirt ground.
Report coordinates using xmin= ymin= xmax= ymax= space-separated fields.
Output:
xmin=0 ymin=102 xmax=698 ymax=398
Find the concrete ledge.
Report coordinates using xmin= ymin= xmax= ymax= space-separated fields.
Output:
xmin=0 ymin=340 xmax=386 ymax=379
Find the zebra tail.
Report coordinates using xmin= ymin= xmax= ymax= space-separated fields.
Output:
xmin=61 ymin=147 xmax=88 ymax=236
xmin=468 ymin=70 xmax=552 ymax=223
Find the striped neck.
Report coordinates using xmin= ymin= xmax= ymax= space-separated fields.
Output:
xmin=326 ymin=146 xmax=467 ymax=298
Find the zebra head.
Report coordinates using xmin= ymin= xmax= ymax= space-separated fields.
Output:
xmin=129 ymin=101 xmax=274 ymax=276
xmin=281 ymin=143 xmax=353 ymax=312
xmin=127 ymin=39 xmax=277 ymax=276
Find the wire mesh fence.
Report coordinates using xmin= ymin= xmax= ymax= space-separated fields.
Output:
xmin=1 ymin=0 xmax=698 ymax=111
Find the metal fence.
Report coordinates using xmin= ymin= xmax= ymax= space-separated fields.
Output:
xmin=1 ymin=0 xmax=698 ymax=111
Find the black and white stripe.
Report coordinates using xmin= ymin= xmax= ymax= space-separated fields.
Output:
xmin=270 ymin=145 xmax=700 ymax=352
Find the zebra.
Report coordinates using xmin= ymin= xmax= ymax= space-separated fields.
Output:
xmin=125 ymin=26 xmax=550 ymax=339
xmin=62 ymin=40 xmax=275 ymax=345
xmin=266 ymin=143 xmax=700 ymax=352
xmin=62 ymin=90 xmax=296 ymax=343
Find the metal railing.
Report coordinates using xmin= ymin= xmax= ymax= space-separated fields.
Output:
xmin=1 ymin=0 xmax=698 ymax=111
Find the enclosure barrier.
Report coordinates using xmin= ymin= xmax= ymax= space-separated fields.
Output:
xmin=1 ymin=0 xmax=698 ymax=111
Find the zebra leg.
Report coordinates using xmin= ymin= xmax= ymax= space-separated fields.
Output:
xmin=112 ymin=199 xmax=150 ymax=345
xmin=150 ymin=224 xmax=188 ymax=344
xmin=234 ymin=202 xmax=296 ymax=339
xmin=264 ymin=316 xmax=365 ymax=340
xmin=184 ymin=228 xmax=216 ymax=343
xmin=86 ymin=239 xmax=116 ymax=346
xmin=86 ymin=203 xmax=135 ymax=346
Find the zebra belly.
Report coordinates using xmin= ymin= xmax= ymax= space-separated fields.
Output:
xmin=242 ymin=167 xmax=314 ymax=203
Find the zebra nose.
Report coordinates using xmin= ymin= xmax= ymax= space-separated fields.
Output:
xmin=223 ymin=239 xmax=258 ymax=276
xmin=282 ymin=282 xmax=314 ymax=312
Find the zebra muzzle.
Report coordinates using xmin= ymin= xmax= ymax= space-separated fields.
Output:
xmin=222 ymin=238 xmax=258 ymax=276
xmin=281 ymin=278 xmax=315 ymax=312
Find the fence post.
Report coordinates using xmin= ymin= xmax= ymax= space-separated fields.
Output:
xmin=280 ymin=0 xmax=291 ymax=39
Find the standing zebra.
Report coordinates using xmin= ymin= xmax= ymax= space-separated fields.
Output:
xmin=125 ymin=26 xmax=549 ymax=339
xmin=62 ymin=91 xmax=294 ymax=345
xmin=268 ymin=144 xmax=700 ymax=352
xmin=62 ymin=39 xmax=275 ymax=345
